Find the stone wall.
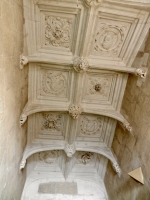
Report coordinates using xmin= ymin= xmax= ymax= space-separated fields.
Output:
xmin=0 ymin=0 xmax=28 ymax=199
xmin=105 ymin=33 xmax=150 ymax=200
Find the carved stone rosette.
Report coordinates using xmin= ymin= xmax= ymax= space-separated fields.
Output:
xmin=135 ymin=68 xmax=147 ymax=79
xmin=64 ymin=142 xmax=76 ymax=157
xmin=42 ymin=113 xmax=62 ymax=131
xmin=73 ymin=57 xmax=89 ymax=73
xmin=69 ymin=105 xmax=83 ymax=119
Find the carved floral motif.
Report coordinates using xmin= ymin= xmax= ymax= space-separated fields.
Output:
xmin=39 ymin=150 xmax=59 ymax=164
xmin=42 ymin=113 xmax=62 ymax=131
xmin=94 ymin=24 xmax=125 ymax=55
xmin=42 ymin=71 xmax=67 ymax=96
xmin=87 ymin=77 xmax=109 ymax=97
xmin=80 ymin=116 xmax=102 ymax=135
xmin=69 ymin=105 xmax=82 ymax=119
xmin=45 ymin=16 xmax=72 ymax=48
xmin=73 ymin=57 xmax=89 ymax=73
xmin=77 ymin=152 xmax=94 ymax=165
xmin=64 ymin=142 xmax=76 ymax=157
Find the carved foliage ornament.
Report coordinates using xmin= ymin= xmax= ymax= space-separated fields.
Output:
xmin=42 ymin=71 xmax=67 ymax=96
xmin=94 ymin=24 xmax=124 ymax=55
xmin=73 ymin=57 xmax=89 ymax=73
xmin=64 ymin=142 xmax=76 ymax=157
xmin=80 ymin=116 xmax=102 ymax=135
xmin=87 ymin=77 xmax=109 ymax=97
xmin=77 ymin=152 xmax=94 ymax=165
xmin=85 ymin=0 xmax=103 ymax=6
xmin=42 ymin=113 xmax=62 ymax=131
xmin=69 ymin=105 xmax=82 ymax=119
xmin=39 ymin=150 xmax=59 ymax=164
xmin=123 ymin=121 xmax=132 ymax=133
xmin=45 ymin=16 xmax=72 ymax=48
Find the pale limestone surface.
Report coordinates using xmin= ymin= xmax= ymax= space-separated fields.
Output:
xmin=0 ymin=0 xmax=28 ymax=199
xmin=105 ymin=34 xmax=150 ymax=199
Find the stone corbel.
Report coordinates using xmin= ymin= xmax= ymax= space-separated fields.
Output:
xmin=20 ymin=159 xmax=26 ymax=170
xmin=122 ymin=120 xmax=132 ymax=133
xmin=20 ymin=55 xmax=28 ymax=69
xmin=64 ymin=142 xmax=76 ymax=157
xmin=73 ymin=57 xmax=90 ymax=73
xmin=69 ymin=104 xmax=83 ymax=119
xmin=20 ymin=113 xmax=27 ymax=126
xmin=111 ymin=161 xmax=122 ymax=178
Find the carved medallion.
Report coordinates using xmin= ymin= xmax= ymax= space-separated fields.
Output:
xmin=64 ymin=142 xmax=76 ymax=157
xmin=42 ymin=113 xmax=62 ymax=131
xmin=80 ymin=116 xmax=102 ymax=135
xmin=87 ymin=77 xmax=109 ymax=97
xmin=69 ymin=105 xmax=82 ymax=119
xmin=45 ymin=16 xmax=72 ymax=48
xmin=73 ymin=57 xmax=89 ymax=73
xmin=42 ymin=71 xmax=67 ymax=96
xmin=94 ymin=24 xmax=124 ymax=55
xmin=77 ymin=152 xmax=94 ymax=165
xmin=39 ymin=150 xmax=59 ymax=164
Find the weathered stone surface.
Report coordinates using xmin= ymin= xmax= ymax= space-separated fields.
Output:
xmin=105 ymin=33 xmax=150 ymax=199
xmin=0 ymin=0 xmax=27 ymax=199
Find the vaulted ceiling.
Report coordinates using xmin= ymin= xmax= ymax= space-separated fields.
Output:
xmin=20 ymin=0 xmax=150 ymax=199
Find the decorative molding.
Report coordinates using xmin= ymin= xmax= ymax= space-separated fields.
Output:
xmin=112 ymin=161 xmax=122 ymax=177
xmin=73 ymin=57 xmax=89 ymax=73
xmin=20 ymin=55 xmax=28 ymax=69
xmin=84 ymin=0 xmax=103 ymax=7
xmin=69 ymin=105 xmax=82 ymax=119
xmin=45 ymin=16 xmax=72 ymax=48
xmin=42 ymin=113 xmax=62 ymax=131
xmin=64 ymin=142 xmax=76 ymax=157
xmin=94 ymin=24 xmax=125 ymax=56
xmin=20 ymin=114 xmax=27 ymax=126
xmin=38 ymin=150 xmax=59 ymax=164
xmin=42 ymin=71 xmax=67 ymax=96
xmin=80 ymin=116 xmax=102 ymax=135
xmin=77 ymin=152 xmax=94 ymax=165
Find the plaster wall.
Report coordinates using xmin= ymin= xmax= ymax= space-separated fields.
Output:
xmin=0 ymin=0 xmax=28 ymax=199
xmin=105 ymin=32 xmax=150 ymax=200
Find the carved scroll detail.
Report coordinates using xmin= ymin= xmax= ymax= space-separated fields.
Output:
xmin=69 ymin=105 xmax=82 ymax=119
xmin=64 ymin=142 xmax=76 ymax=157
xmin=73 ymin=57 xmax=89 ymax=73
xmin=45 ymin=16 xmax=72 ymax=48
